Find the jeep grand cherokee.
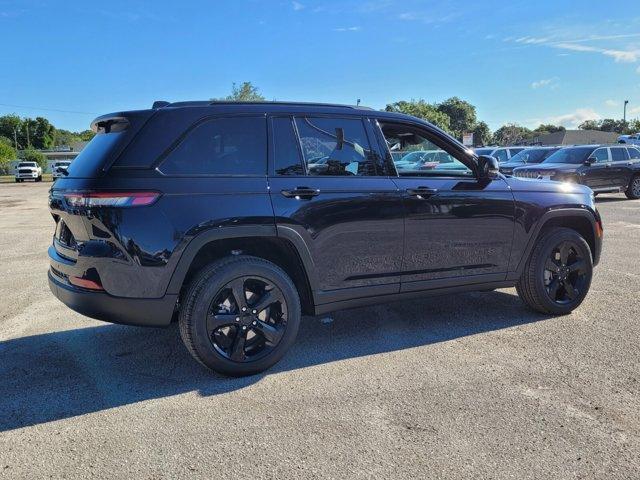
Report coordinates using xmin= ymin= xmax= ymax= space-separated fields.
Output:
xmin=48 ymin=101 xmax=603 ymax=376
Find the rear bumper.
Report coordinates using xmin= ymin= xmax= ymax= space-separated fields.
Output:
xmin=48 ymin=270 xmax=177 ymax=327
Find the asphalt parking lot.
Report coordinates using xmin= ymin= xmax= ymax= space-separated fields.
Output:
xmin=0 ymin=181 xmax=638 ymax=479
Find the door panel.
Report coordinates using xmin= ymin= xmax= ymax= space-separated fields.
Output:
xmin=393 ymin=177 xmax=515 ymax=291
xmin=269 ymin=177 xmax=403 ymax=291
xmin=583 ymin=148 xmax=611 ymax=189
xmin=609 ymin=147 xmax=631 ymax=187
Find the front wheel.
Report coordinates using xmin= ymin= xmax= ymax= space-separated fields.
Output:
xmin=625 ymin=175 xmax=640 ymax=199
xmin=516 ymin=227 xmax=593 ymax=315
xmin=179 ymin=255 xmax=301 ymax=376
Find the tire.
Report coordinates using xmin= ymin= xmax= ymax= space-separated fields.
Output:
xmin=516 ymin=227 xmax=593 ymax=315
xmin=15 ymin=178 xmax=19 ymax=183
xmin=179 ymin=255 xmax=301 ymax=376
xmin=36 ymin=175 xmax=42 ymax=182
xmin=625 ymin=175 xmax=640 ymax=199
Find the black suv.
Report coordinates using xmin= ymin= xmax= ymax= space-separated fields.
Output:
xmin=48 ymin=101 xmax=603 ymax=376
xmin=513 ymin=145 xmax=640 ymax=198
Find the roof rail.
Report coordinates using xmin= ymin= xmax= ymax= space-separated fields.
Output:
xmin=206 ymin=100 xmax=372 ymax=110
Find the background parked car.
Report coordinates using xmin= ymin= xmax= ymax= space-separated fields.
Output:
xmin=14 ymin=161 xmax=42 ymax=182
xmin=52 ymin=161 xmax=72 ymax=179
xmin=499 ymin=147 xmax=561 ymax=175
xmin=513 ymin=144 xmax=640 ymax=198
xmin=617 ymin=133 xmax=640 ymax=145
xmin=474 ymin=146 xmax=526 ymax=163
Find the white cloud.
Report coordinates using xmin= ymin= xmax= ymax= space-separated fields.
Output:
xmin=291 ymin=1 xmax=304 ymax=11
xmin=605 ymin=99 xmax=620 ymax=107
xmin=531 ymin=78 xmax=558 ymax=89
xmin=552 ymin=42 xmax=640 ymax=63
xmin=334 ymin=26 xmax=361 ymax=32
xmin=547 ymin=108 xmax=602 ymax=128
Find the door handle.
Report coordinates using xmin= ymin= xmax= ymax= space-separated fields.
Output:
xmin=605 ymin=163 xmax=611 ymax=168
xmin=281 ymin=187 xmax=320 ymax=199
xmin=406 ymin=187 xmax=438 ymax=198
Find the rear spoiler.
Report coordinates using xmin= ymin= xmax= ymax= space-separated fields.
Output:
xmin=90 ymin=115 xmax=130 ymax=134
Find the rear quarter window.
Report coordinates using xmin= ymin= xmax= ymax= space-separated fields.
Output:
xmin=159 ymin=116 xmax=267 ymax=176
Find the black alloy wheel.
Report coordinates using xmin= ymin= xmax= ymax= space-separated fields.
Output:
xmin=207 ymin=276 xmax=287 ymax=363
xmin=543 ymin=241 xmax=588 ymax=305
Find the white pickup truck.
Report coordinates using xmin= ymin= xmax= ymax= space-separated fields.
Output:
xmin=618 ymin=133 xmax=640 ymax=145
xmin=15 ymin=161 xmax=43 ymax=182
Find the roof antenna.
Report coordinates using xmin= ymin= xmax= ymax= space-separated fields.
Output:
xmin=152 ymin=101 xmax=170 ymax=109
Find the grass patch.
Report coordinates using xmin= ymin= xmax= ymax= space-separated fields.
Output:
xmin=0 ymin=174 xmax=54 ymax=183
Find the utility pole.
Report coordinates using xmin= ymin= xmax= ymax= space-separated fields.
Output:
xmin=624 ymin=100 xmax=629 ymax=125
xmin=356 ymin=98 xmax=361 ymax=106
xmin=26 ymin=124 xmax=30 ymax=149
xmin=13 ymin=128 xmax=18 ymax=149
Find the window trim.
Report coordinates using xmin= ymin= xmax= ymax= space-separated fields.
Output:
xmin=268 ymin=115 xmax=306 ymax=176
xmin=154 ymin=113 xmax=268 ymax=177
xmin=590 ymin=147 xmax=611 ymax=163
xmin=373 ymin=118 xmax=478 ymax=180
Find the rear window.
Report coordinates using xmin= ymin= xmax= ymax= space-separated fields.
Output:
xmin=159 ymin=116 xmax=267 ymax=176
xmin=66 ymin=132 xmax=124 ymax=177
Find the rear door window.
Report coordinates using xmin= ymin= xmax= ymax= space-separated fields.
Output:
xmin=159 ymin=116 xmax=267 ymax=175
xmin=294 ymin=117 xmax=379 ymax=176
xmin=611 ymin=147 xmax=629 ymax=161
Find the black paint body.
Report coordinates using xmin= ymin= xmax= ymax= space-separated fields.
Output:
xmin=48 ymin=102 xmax=603 ymax=326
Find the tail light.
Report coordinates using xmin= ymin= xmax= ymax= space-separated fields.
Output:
xmin=63 ymin=191 xmax=160 ymax=208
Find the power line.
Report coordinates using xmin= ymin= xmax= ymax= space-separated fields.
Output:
xmin=0 ymin=103 xmax=99 ymax=116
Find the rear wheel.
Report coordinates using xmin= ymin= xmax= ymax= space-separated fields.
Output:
xmin=516 ymin=227 xmax=593 ymax=315
xmin=179 ymin=255 xmax=301 ymax=376
xmin=625 ymin=175 xmax=640 ymax=199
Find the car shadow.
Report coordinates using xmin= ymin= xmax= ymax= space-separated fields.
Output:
xmin=594 ymin=195 xmax=631 ymax=203
xmin=0 ymin=290 xmax=551 ymax=432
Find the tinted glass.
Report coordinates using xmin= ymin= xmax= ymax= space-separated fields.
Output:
xmin=611 ymin=147 xmax=629 ymax=161
xmin=543 ymin=147 xmax=595 ymax=164
xmin=493 ymin=149 xmax=509 ymax=162
xmin=295 ymin=117 xmax=378 ymax=176
xmin=66 ymin=132 xmax=123 ymax=177
xmin=508 ymin=148 xmax=524 ymax=156
xmin=272 ymin=117 xmax=303 ymax=175
xmin=380 ymin=123 xmax=472 ymax=177
xmin=628 ymin=147 xmax=640 ymax=159
xmin=509 ymin=148 xmax=558 ymax=164
xmin=592 ymin=148 xmax=609 ymax=162
xmin=474 ymin=148 xmax=493 ymax=155
xmin=160 ymin=117 xmax=267 ymax=175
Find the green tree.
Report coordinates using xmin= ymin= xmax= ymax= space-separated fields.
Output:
xmin=493 ymin=124 xmax=532 ymax=146
xmin=385 ymin=100 xmax=451 ymax=132
xmin=20 ymin=149 xmax=47 ymax=169
xmin=436 ymin=97 xmax=477 ymax=139
xmin=0 ymin=114 xmax=22 ymax=148
xmin=215 ymin=82 xmax=266 ymax=102
xmin=0 ymin=141 xmax=16 ymax=175
xmin=472 ymin=121 xmax=492 ymax=146
xmin=532 ymin=124 xmax=565 ymax=135
xmin=78 ymin=130 xmax=96 ymax=142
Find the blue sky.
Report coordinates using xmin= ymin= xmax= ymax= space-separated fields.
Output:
xmin=1 ymin=0 xmax=640 ymax=132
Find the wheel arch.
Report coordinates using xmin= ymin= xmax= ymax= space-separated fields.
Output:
xmin=166 ymin=226 xmax=317 ymax=315
xmin=514 ymin=208 xmax=601 ymax=276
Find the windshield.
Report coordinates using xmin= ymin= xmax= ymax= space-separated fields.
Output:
xmin=542 ymin=147 xmax=594 ymax=165
xmin=474 ymin=148 xmax=493 ymax=156
xmin=19 ymin=162 xmax=37 ymax=167
xmin=509 ymin=148 xmax=559 ymax=164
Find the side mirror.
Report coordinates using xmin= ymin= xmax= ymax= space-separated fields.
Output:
xmin=477 ymin=155 xmax=500 ymax=179
xmin=584 ymin=159 xmax=592 ymax=166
